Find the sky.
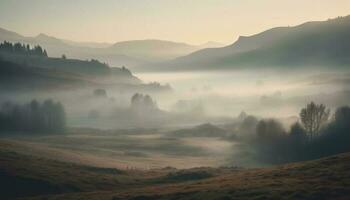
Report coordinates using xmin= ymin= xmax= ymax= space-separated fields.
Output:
xmin=0 ymin=0 xmax=349 ymax=45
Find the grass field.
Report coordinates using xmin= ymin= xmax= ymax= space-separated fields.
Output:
xmin=1 ymin=138 xmax=350 ymax=200
xmin=1 ymin=128 xmax=233 ymax=169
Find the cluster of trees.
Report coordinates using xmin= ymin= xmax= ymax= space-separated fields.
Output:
xmin=131 ymin=93 xmax=158 ymax=111
xmin=250 ymin=102 xmax=350 ymax=164
xmin=0 ymin=41 xmax=48 ymax=57
xmin=0 ymin=99 xmax=66 ymax=134
xmin=93 ymin=88 xmax=108 ymax=98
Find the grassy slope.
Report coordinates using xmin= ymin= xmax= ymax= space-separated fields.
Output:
xmin=0 ymin=140 xmax=349 ymax=200
xmin=0 ymin=59 xmax=97 ymax=91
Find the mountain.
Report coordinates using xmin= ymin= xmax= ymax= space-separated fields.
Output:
xmin=0 ymin=27 xmax=24 ymax=41
xmin=148 ymin=15 xmax=350 ymax=71
xmin=1 ymin=139 xmax=349 ymax=200
xmin=105 ymin=39 xmax=199 ymax=62
xmin=34 ymin=33 xmax=67 ymax=45
xmin=198 ymin=41 xmax=225 ymax=49
xmin=62 ymin=39 xmax=112 ymax=48
xmin=0 ymin=28 xmax=222 ymax=70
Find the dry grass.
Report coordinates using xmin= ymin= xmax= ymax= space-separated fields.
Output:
xmin=0 ymin=140 xmax=349 ymax=200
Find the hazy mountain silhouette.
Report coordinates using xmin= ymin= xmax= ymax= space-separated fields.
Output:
xmin=198 ymin=41 xmax=225 ymax=49
xmin=0 ymin=27 xmax=24 ymax=41
xmin=106 ymin=39 xmax=199 ymax=61
xmin=147 ymin=15 xmax=350 ymax=71
xmin=0 ymin=28 xmax=221 ymax=69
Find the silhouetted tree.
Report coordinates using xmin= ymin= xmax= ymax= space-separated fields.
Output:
xmin=288 ymin=122 xmax=307 ymax=160
xmin=256 ymin=119 xmax=285 ymax=140
xmin=238 ymin=115 xmax=259 ymax=136
xmin=300 ymin=102 xmax=330 ymax=140
xmin=130 ymin=93 xmax=158 ymax=112
xmin=290 ymin=122 xmax=307 ymax=138
xmin=334 ymin=106 xmax=350 ymax=126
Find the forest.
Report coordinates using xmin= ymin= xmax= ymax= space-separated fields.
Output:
xmin=0 ymin=99 xmax=66 ymax=134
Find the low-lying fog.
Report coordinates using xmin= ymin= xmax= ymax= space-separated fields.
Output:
xmin=136 ymin=68 xmax=350 ymax=119
xmin=2 ymin=67 xmax=350 ymax=168
xmin=2 ymin=68 xmax=349 ymax=129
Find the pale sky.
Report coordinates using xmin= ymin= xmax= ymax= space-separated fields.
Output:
xmin=0 ymin=0 xmax=349 ymax=45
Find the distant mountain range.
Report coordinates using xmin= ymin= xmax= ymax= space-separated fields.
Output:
xmin=0 ymin=28 xmax=223 ymax=70
xmin=146 ymin=15 xmax=350 ymax=71
xmin=3 ymin=15 xmax=348 ymax=72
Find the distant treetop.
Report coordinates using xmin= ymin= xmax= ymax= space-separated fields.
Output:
xmin=0 ymin=41 xmax=48 ymax=57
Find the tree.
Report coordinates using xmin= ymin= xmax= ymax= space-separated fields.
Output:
xmin=290 ymin=122 xmax=306 ymax=138
xmin=256 ymin=119 xmax=285 ymax=140
xmin=238 ymin=115 xmax=258 ymax=136
xmin=0 ymin=99 xmax=66 ymax=134
xmin=237 ymin=111 xmax=248 ymax=121
xmin=43 ymin=49 xmax=48 ymax=57
xmin=334 ymin=106 xmax=350 ymax=126
xmin=288 ymin=122 xmax=307 ymax=161
xmin=131 ymin=93 xmax=142 ymax=107
xmin=143 ymin=94 xmax=156 ymax=110
xmin=299 ymin=102 xmax=330 ymax=140
xmin=33 ymin=45 xmax=43 ymax=56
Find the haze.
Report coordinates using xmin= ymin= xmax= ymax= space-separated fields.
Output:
xmin=0 ymin=0 xmax=349 ymax=44
xmin=1 ymin=2 xmax=350 ymax=199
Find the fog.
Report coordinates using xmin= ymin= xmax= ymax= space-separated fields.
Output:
xmin=2 ymin=65 xmax=349 ymax=168
xmin=136 ymin=68 xmax=350 ymax=119
xmin=1 ymin=38 xmax=350 ymax=169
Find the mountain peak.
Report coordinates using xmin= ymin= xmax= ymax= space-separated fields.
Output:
xmin=36 ymin=33 xmax=57 ymax=40
xmin=199 ymin=41 xmax=225 ymax=48
xmin=34 ymin=33 xmax=64 ymax=44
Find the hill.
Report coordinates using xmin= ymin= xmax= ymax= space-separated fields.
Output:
xmin=0 ymin=28 xmax=222 ymax=69
xmin=0 ymin=40 xmax=143 ymax=85
xmin=106 ymin=39 xmax=199 ymax=62
xmin=0 ymin=139 xmax=349 ymax=200
xmin=149 ymin=15 xmax=350 ymax=71
xmin=0 ymin=42 xmax=176 ymax=92
xmin=0 ymin=59 xmax=95 ymax=91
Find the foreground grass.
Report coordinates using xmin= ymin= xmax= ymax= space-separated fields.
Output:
xmin=0 ymin=140 xmax=349 ymax=200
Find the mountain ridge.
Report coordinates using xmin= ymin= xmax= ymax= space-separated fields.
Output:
xmin=145 ymin=15 xmax=350 ymax=71
xmin=0 ymin=27 xmax=222 ymax=69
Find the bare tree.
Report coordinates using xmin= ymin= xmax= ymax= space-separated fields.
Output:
xmin=299 ymin=102 xmax=330 ymax=140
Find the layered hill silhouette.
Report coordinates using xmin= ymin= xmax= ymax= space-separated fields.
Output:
xmin=148 ymin=15 xmax=350 ymax=71
xmin=0 ymin=41 xmax=167 ymax=91
xmin=0 ymin=28 xmax=222 ymax=69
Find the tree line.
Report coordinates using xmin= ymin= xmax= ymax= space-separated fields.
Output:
xmin=0 ymin=41 xmax=48 ymax=57
xmin=245 ymin=102 xmax=350 ymax=164
xmin=0 ymin=99 xmax=66 ymax=134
